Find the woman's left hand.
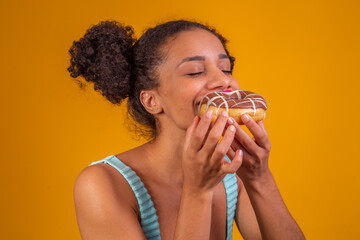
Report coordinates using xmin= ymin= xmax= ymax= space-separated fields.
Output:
xmin=228 ymin=115 xmax=306 ymax=240
xmin=226 ymin=114 xmax=272 ymax=182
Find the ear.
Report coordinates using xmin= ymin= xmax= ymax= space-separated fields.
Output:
xmin=140 ymin=90 xmax=163 ymax=114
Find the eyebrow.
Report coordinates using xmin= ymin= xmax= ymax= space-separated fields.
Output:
xmin=176 ymin=54 xmax=229 ymax=69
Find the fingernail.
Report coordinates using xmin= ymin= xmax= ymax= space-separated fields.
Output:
xmin=229 ymin=125 xmax=235 ymax=132
xmin=227 ymin=117 xmax=233 ymax=124
xmin=221 ymin=111 xmax=228 ymax=117
xmin=242 ymin=114 xmax=250 ymax=123
xmin=206 ymin=110 xmax=213 ymax=118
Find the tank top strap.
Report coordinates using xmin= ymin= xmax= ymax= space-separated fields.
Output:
xmin=90 ymin=155 xmax=161 ymax=240
xmin=90 ymin=155 xmax=238 ymax=240
xmin=222 ymin=155 xmax=239 ymax=240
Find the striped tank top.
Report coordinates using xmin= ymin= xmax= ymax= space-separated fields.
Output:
xmin=90 ymin=155 xmax=238 ymax=240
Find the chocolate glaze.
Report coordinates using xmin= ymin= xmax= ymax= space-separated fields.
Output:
xmin=199 ymin=90 xmax=267 ymax=111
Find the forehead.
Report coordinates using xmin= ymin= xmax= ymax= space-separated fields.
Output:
xmin=161 ymin=29 xmax=227 ymax=64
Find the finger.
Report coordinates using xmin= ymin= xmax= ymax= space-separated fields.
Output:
xmin=222 ymin=118 xmax=235 ymax=137
xmin=184 ymin=116 xmax=200 ymax=151
xmin=230 ymin=117 xmax=259 ymax=154
xmin=256 ymin=120 xmax=271 ymax=151
xmin=230 ymin=140 xmax=245 ymax=154
xmin=221 ymin=149 xmax=243 ymax=174
xmin=202 ymin=110 xmax=230 ymax=154
xmin=226 ymin=145 xmax=236 ymax=160
xmin=189 ymin=110 xmax=213 ymax=151
xmin=208 ymin=124 xmax=236 ymax=164
xmin=258 ymin=120 xmax=268 ymax=136
xmin=230 ymin=140 xmax=254 ymax=167
xmin=241 ymin=114 xmax=269 ymax=148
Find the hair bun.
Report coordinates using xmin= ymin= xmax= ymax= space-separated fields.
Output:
xmin=68 ymin=20 xmax=137 ymax=104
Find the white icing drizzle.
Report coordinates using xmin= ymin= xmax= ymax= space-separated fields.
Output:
xmin=248 ymin=98 xmax=256 ymax=115
xmin=199 ymin=90 xmax=267 ymax=114
xmin=206 ymin=93 xmax=229 ymax=115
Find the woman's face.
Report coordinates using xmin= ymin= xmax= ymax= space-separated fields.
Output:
xmin=156 ymin=28 xmax=240 ymax=130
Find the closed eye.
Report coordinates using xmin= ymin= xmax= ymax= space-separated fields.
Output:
xmin=187 ymin=70 xmax=232 ymax=76
xmin=187 ymin=72 xmax=203 ymax=76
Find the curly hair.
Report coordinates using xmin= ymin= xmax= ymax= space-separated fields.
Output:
xmin=68 ymin=19 xmax=235 ymax=139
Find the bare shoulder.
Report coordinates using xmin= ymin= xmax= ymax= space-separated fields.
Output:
xmin=75 ymin=163 xmax=132 ymax=202
xmin=74 ymin=163 xmax=146 ymax=240
xmin=75 ymin=163 xmax=132 ymax=197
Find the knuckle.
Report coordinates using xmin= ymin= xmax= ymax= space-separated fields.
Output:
xmin=254 ymin=151 xmax=263 ymax=160
xmin=207 ymin=133 xmax=220 ymax=143
xmin=265 ymin=142 xmax=271 ymax=151
xmin=193 ymin=131 xmax=203 ymax=142
xmin=244 ymin=137 xmax=253 ymax=146
xmin=222 ymin=131 xmax=234 ymax=143
xmin=225 ymin=165 xmax=234 ymax=174
xmin=246 ymin=160 xmax=257 ymax=170
xmin=198 ymin=159 xmax=207 ymax=169
xmin=257 ymin=131 xmax=266 ymax=140
xmin=216 ymin=147 xmax=227 ymax=157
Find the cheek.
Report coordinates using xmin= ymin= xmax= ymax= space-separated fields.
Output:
xmin=169 ymin=91 xmax=196 ymax=120
xmin=172 ymin=94 xmax=193 ymax=113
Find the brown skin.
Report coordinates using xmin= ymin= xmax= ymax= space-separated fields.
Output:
xmin=74 ymin=29 xmax=305 ymax=240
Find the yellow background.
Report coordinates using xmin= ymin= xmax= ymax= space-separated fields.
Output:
xmin=1 ymin=0 xmax=359 ymax=239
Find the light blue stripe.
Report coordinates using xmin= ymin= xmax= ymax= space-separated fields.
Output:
xmin=90 ymin=156 xmax=161 ymax=240
xmin=90 ymin=155 xmax=238 ymax=240
xmin=223 ymin=155 xmax=238 ymax=240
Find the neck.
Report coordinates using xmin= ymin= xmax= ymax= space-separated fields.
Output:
xmin=141 ymin=126 xmax=187 ymax=186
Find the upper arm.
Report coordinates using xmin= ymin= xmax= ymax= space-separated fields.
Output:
xmin=235 ymin=176 xmax=262 ymax=240
xmin=74 ymin=164 xmax=147 ymax=240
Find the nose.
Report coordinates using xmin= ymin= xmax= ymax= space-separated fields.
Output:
xmin=206 ymin=68 xmax=232 ymax=90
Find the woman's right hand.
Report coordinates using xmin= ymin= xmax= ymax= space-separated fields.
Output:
xmin=182 ymin=110 xmax=243 ymax=194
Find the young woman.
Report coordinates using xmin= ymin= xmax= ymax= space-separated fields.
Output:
xmin=69 ymin=20 xmax=305 ymax=240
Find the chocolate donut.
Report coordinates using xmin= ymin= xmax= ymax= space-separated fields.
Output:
xmin=199 ymin=90 xmax=267 ymax=125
